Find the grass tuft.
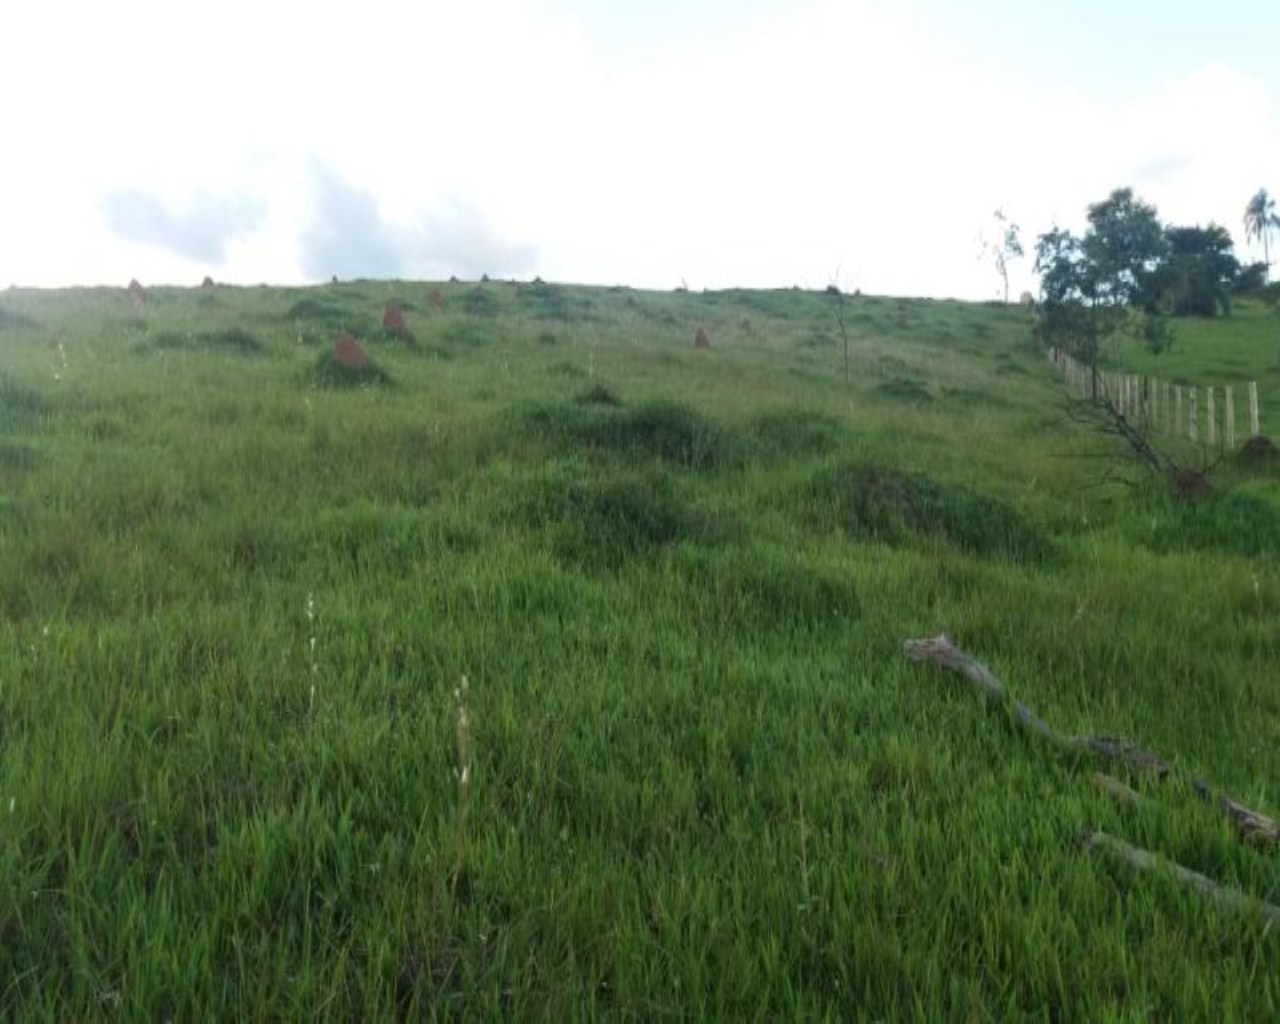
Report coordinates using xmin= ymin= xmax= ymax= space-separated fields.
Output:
xmin=307 ymin=349 xmax=394 ymax=389
xmin=805 ymin=460 xmax=1052 ymax=563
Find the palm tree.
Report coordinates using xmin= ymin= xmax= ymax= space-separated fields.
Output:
xmin=1243 ymin=188 xmax=1280 ymax=275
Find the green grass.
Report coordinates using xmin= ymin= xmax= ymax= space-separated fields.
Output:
xmin=0 ymin=282 xmax=1277 ymax=1019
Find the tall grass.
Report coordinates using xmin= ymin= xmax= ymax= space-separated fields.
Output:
xmin=0 ymin=283 xmax=1276 ymax=1019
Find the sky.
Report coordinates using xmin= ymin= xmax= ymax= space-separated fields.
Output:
xmin=0 ymin=0 xmax=1277 ymax=300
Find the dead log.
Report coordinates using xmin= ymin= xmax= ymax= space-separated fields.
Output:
xmin=1091 ymin=772 xmax=1141 ymax=807
xmin=1083 ymin=830 xmax=1280 ymax=928
xmin=903 ymin=634 xmax=1278 ymax=849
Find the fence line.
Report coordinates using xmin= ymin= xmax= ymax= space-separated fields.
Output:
xmin=1046 ymin=347 xmax=1262 ymax=451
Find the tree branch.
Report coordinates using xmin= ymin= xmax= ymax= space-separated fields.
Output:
xmin=1083 ymin=830 xmax=1280 ymax=928
xmin=902 ymin=634 xmax=1279 ymax=849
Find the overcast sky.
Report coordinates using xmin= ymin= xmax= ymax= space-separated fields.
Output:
xmin=1 ymin=0 xmax=1276 ymax=299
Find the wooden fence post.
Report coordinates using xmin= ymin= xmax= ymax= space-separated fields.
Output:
xmin=1226 ymin=386 xmax=1235 ymax=449
xmin=1249 ymin=381 xmax=1260 ymax=437
xmin=1175 ymin=386 xmax=1183 ymax=437
xmin=1207 ymin=388 xmax=1216 ymax=447
xmin=1190 ymin=389 xmax=1199 ymax=443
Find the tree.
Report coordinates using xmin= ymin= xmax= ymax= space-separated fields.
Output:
xmin=1033 ymin=187 xmax=1176 ymax=374
xmin=979 ymin=209 xmax=1024 ymax=303
xmin=1244 ymin=188 xmax=1279 ymax=276
xmin=1152 ymin=224 xmax=1239 ymax=317
xmin=1082 ymin=188 xmax=1166 ymax=308
xmin=1033 ymin=227 xmax=1102 ymax=382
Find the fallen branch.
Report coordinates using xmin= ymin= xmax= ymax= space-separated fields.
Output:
xmin=1091 ymin=772 xmax=1141 ymax=808
xmin=903 ymin=634 xmax=1279 ymax=849
xmin=1083 ymin=830 xmax=1280 ymax=929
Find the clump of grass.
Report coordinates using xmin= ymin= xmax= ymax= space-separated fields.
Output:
xmin=440 ymin=321 xmax=492 ymax=349
xmin=379 ymin=326 xmax=420 ymax=351
xmin=747 ymin=409 xmax=844 ymax=458
xmin=675 ymin=547 xmax=860 ymax=636
xmin=0 ymin=439 xmax=41 ymax=473
xmin=203 ymin=328 xmax=263 ymax=353
xmin=285 ymin=298 xmax=345 ymax=321
xmin=520 ymin=280 xmax=571 ymax=321
xmin=0 ymin=372 xmax=54 ymax=431
xmin=804 ymin=460 xmax=1051 ymax=563
xmin=941 ymin=387 xmax=1011 ymax=410
xmin=576 ymin=382 xmax=622 ymax=406
xmin=874 ymin=377 xmax=933 ymax=404
xmin=1142 ymin=491 xmax=1280 ymax=559
xmin=520 ymin=400 xmax=740 ymax=471
xmin=536 ymin=331 xmax=558 ymax=346
xmin=462 ymin=287 xmax=499 ymax=318
xmin=307 ymin=350 xmax=394 ymax=389
xmin=284 ymin=298 xmax=354 ymax=339
xmin=505 ymin=461 xmax=724 ymax=569
xmin=0 ymin=306 xmax=36 ymax=330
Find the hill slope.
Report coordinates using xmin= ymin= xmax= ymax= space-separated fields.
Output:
xmin=1 ymin=281 xmax=1277 ymax=1018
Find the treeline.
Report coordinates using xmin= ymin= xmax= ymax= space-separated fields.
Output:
xmin=1033 ymin=188 xmax=1270 ymax=364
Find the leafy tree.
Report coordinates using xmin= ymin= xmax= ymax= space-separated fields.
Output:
xmin=1033 ymin=188 xmax=1176 ymax=370
xmin=1033 ymin=227 xmax=1101 ymax=380
xmin=979 ymin=209 xmax=1024 ymax=303
xmin=1234 ymin=261 xmax=1270 ymax=295
xmin=1153 ymin=224 xmax=1239 ymax=317
xmin=1244 ymin=188 xmax=1279 ymax=276
xmin=1082 ymin=188 xmax=1166 ymax=307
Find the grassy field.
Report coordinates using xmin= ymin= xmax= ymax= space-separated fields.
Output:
xmin=1 ymin=279 xmax=1278 ymax=1019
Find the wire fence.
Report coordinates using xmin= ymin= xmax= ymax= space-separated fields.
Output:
xmin=1047 ymin=347 xmax=1261 ymax=449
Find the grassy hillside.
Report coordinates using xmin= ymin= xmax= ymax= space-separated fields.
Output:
xmin=1 ymin=280 xmax=1278 ymax=1019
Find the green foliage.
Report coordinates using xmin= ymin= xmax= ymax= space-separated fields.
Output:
xmin=502 ymin=460 xmax=721 ymax=570
xmin=1243 ymin=188 xmax=1278 ymax=274
xmin=805 ymin=461 xmax=1052 ymax=564
xmin=746 ymin=408 xmax=844 ymax=457
xmin=306 ymin=349 xmax=394 ymax=389
xmin=576 ymin=381 xmax=622 ymax=406
xmin=0 ymin=372 xmax=53 ymax=431
xmin=0 ymin=305 xmax=36 ymax=330
xmin=1083 ymin=187 xmax=1166 ymax=307
xmin=520 ymin=399 xmax=741 ymax=471
xmin=1142 ymin=491 xmax=1280 ymax=559
xmin=1154 ymin=224 xmax=1239 ymax=317
xmin=874 ymin=376 xmax=934 ymax=404
xmin=462 ymin=286 xmax=500 ymax=317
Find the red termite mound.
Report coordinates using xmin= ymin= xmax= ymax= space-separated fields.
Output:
xmin=333 ymin=332 xmax=369 ymax=369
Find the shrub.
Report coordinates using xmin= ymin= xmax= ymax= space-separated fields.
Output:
xmin=576 ymin=383 xmax=622 ymax=406
xmin=520 ymin=400 xmax=740 ymax=471
xmin=307 ymin=349 xmax=394 ymax=389
xmin=874 ymin=377 xmax=933 ymax=404
xmin=805 ymin=461 xmax=1051 ymax=563
xmin=747 ymin=409 xmax=844 ymax=458
xmin=1144 ymin=491 xmax=1280 ymax=559
xmin=505 ymin=462 xmax=715 ymax=570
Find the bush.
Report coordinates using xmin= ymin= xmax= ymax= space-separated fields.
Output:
xmin=0 ymin=373 xmax=53 ymax=431
xmin=576 ymin=383 xmax=622 ymax=406
xmin=307 ymin=350 xmax=394 ymax=389
xmin=874 ymin=378 xmax=933 ymax=404
xmin=676 ymin=547 xmax=860 ymax=636
xmin=805 ymin=461 xmax=1051 ymax=563
xmin=0 ymin=306 xmax=36 ymax=331
xmin=520 ymin=400 xmax=740 ymax=471
xmin=1143 ymin=491 xmax=1280 ymax=559
xmin=747 ymin=409 xmax=843 ymax=457
xmin=504 ymin=462 xmax=719 ymax=570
